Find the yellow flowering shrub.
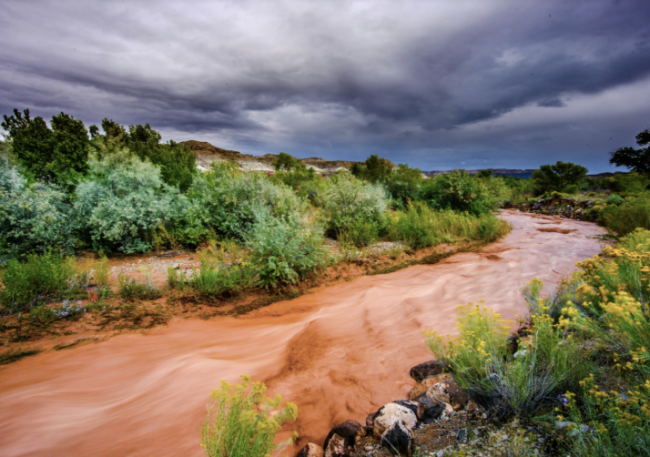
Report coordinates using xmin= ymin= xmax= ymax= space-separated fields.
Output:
xmin=201 ymin=375 xmax=298 ymax=457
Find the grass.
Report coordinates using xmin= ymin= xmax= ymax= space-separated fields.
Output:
xmin=117 ymin=267 xmax=162 ymax=301
xmin=0 ymin=252 xmax=76 ymax=314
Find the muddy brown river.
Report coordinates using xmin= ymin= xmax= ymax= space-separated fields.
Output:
xmin=0 ymin=211 xmax=606 ymax=457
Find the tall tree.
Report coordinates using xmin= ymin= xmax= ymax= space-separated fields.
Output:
xmin=351 ymin=154 xmax=394 ymax=184
xmin=532 ymin=161 xmax=588 ymax=193
xmin=610 ymin=127 xmax=650 ymax=174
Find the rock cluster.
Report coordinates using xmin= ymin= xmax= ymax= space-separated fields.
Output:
xmin=297 ymin=360 xmax=474 ymax=457
xmin=503 ymin=197 xmax=595 ymax=219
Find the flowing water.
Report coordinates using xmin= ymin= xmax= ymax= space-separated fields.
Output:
xmin=0 ymin=211 xmax=606 ymax=457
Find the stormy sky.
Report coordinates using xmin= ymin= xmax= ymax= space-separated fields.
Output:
xmin=1 ymin=1 xmax=649 ymax=172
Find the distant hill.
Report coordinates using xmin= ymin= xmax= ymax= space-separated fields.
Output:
xmin=180 ymin=140 xmax=394 ymax=175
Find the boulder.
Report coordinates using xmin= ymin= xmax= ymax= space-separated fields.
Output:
xmin=425 ymin=377 xmax=469 ymax=411
xmin=409 ymin=360 xmax=445 ymax=383
xmin=373 ymin=402 xmax=418 ymax=438
xmin=324 ymin=433 xmax=347 ymax=457
xmin=415 ymin=396 xmax=444 ymax=423
xmin=381 ymin=421 xmax=414 ymax=457
xmin=407 ymin=373 xmax=452 ymax=400
xmin=297 ymin=443 xmax=325 ymax=457
xmin=323 ymin=420 xmax=365 ymax=451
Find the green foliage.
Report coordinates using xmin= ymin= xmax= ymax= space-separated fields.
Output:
xmin=1 ymin=109 xmax=89 ymax=188
xmin=0 ymin=252 xmax=75 ymax=314
xmin=345 ymin=218 xmax=380 ymax=247
xmin=117 ymin=268 xmax=162 ymax=301
xmin=419 ymin=170 xmax=497 ymax=215
xmin=386 ymin=164 xmax=423 ymax=207
xmin=246 ymin=212 xmax=330 ymax=288
xmin=606 ymin=194 xmax=625 ymax=206
xmin=322 ymin=172 xmax=388 ymax=236
xmin=386 ymin=205 xmax=510 ymax=250
xmin=0 ymin=159 xmax=78 ymax=258
xmin=92 ymin=119 xmax=197 ymax=191
xmin=191 ymin=263 xmax=258 ymax=298
xmin=201 ymin=375 xmax=297 ymax=457
xmin=181 ymin=163 xmax=305 ymax=245
xmin=350 ymin=154 xmax=394 ymax=184
xmin=610 ymin=126 xmax=650 ymax=174
xmin=532 ymin=161 xmax=588 ymax=193
xmin=272 ymin=152 xmax=305 ymax=171
xmin=602 ymin=195 xmax=650 ymax=235
xmin=74 ymin=139 xmax=187 ymax=253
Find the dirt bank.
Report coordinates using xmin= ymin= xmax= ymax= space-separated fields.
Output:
xmin=0 ymin=211 xmax=606 ymax=457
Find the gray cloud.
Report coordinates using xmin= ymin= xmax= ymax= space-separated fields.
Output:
xmin=1 ymin=0 xmax=650 ymax=172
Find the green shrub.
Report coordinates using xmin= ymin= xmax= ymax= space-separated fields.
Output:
xmin=606 ymin=194 xmax=625 ymax=206
xmin=74 ymin=140 xmax=187 ymax=253
xmin=386 ymin=203 xmax=438 ymax=249
xmin=344 ymin=218 xmax=380 ymax=247
xmin=0 ymin=252 xmax=75 ymax=314
xmin=426 ymin=300 xmax=582 ymax=420
xmin=201 ymin=375 xmax=297 ymax=457
xmin=181 ymin=163 xmax=305 ymax=245
xmin=0 ymin=160 xmax=78 ymax=258
xmin=419 ymin=170 xmax=497 ymax=215
xmin=322 ymin=172 xmax=388 ymax=236
xmin=246 ymin=212 xmax=330 ymax=288
xmin=603 ymin=195 xmax=650 ymax=235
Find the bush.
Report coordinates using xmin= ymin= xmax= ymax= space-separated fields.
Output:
xmin=606 ymin=194 xmax=626 ymax=206
xmin=426 ymin=300 xmax=582 ymax=420
xmin=181 ymin=163 xmax=306 ymax=245
xmin=345 ymin=218 xmax=380 ymax=247
xmin=419 ymin=170 xmax=497 ymax=215
xmin=246 ymin=212 xmax=330 ymax=288
xmin=74 ymin=140 xmax=187 ymax=253
xmin=0 ymin=252 xmax=75 ymax=314
xmin=386 ymin=203 xmax=438 ymax=249
xmin=602 ymin=195 xmax=650 ymax=235
xmin=322 ymin=172 xmax=388 ymax=236
xmin=0 ymin=160 xmax=78 ymax=258
xmin=201 ymin=375 xmax=297 ymax=457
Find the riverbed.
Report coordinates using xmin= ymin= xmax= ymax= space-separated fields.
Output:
xmin=0 ymin=210 xmax=606 ymax=456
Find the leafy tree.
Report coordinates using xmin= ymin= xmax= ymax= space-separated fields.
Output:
xmin=476 ymin=169 xmax=493 ymax=179
xmin=386 ymin=163 xmax=423 ymax=206
xmin=73 ymin=138 xmax=187 ymax=253
xmin=90 ymin=119 xmax=197 ymax=191
xmin=350 ymin=154 xmax=394 ymax=184
xmin=610 ymin=127 xmax=650 ymax=174
xmin=273 ymin=152 xmax=305 ymax=171
xmin=532 ymin=161 xmax=588 ymax=193
xmin=1 ymin=109 xmax=89 ymax=187
xmin=419 ymin=170 xmax=496 ymax=215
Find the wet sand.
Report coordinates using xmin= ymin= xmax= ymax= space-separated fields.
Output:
xmin=0 ymin=211 xmax=606 ymax=456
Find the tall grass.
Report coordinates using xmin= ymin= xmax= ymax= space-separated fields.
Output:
xmin=201 ymin=375 xmax=297 ymax=457
xmin=0 ymin=252 xmax=75 ymax=314
xmin=117 ymin=266 xmax=162 ymax=301
xmin=603 ymin=195 xmax=650 ymax=235
xmin=387 ymin=203 xmax=511 ymax=250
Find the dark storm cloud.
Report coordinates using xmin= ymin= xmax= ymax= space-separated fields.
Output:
xmin=1 ymin=0 xmax=650 ymax=171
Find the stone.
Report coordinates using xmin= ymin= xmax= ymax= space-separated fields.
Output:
xmin=415 ymin=396 xmax=444 ymax=423
xmin=393 ymin=400 xmax=419 ymax=417
xmin=409 ymin=360 xmax=445 ymax=383
xmin=407 ymin=373 xmax=452 ymax=400
xmin=297 ymin=443 xmax=325 ymax=457
xmin=381 ymin=421 xmax=414 ymax=457
xmin=366 ymin=412 xmax=377 ymax=427
xmin=324 ymin=433 xmax=347 ymax=457
xmin=323 ymin=420 xmax=365 ymax=451
xmin=447 ymin=380 xmax=469 ymax=410
xmin=373 ymin=402 xmax=418 ymax=438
